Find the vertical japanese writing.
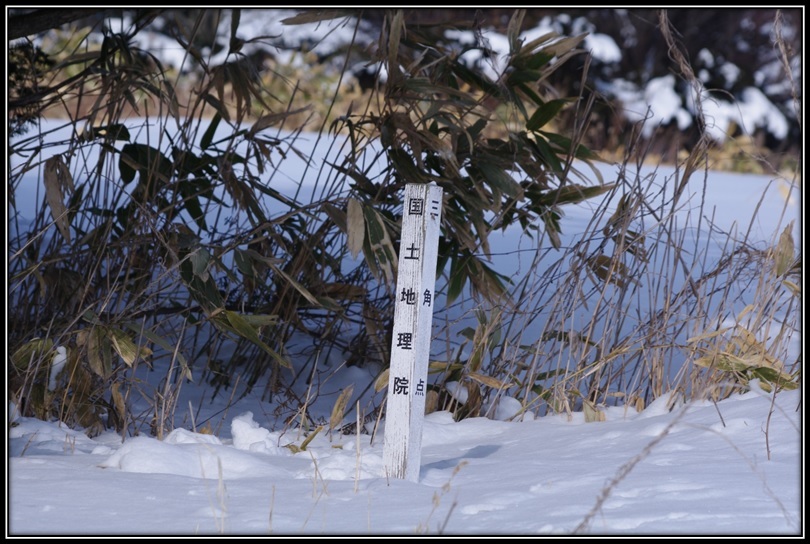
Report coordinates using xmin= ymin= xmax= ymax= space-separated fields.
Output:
xmin=404 ymin=243 xmax=420 ymax=260
xmin=401 ymin=287 xmax=416 ymax=305
xmin=429 ymin=198 xmax=440 ymax=220
xmin=396 ymin=332 xmax=413 ymax=349
xmin=385 ymin=183 xmax=443 ymax=482
xmin=393 ymin=376 xmax=409 ymax=395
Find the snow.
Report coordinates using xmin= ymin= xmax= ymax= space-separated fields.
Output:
xmin=687 ymin=82 xmax=791 ymax=142
xmin=444 ymin=381 xmax=470 ymax=405
xmin=443 ymin=28 xmax=513 ymax=82
xmin=585 ymin=33 xmax=622 ymax=64
xmin=445 ymin=16 xmax=623 ymax=82
xmin=7 ymin=119 xmax=803 ymax=534
xmin=8 ymin=387 xmax=802 ymax=535
xmin=697 ymin=48 xmax=715 ymax=68
xmin=737 ymin=87 xmax=790 ymax=140
xmin=607 ymin=72 xmax=791 ymax=143
xmin=606 ymin=76 xmax=693 ymax=138
xmin=719 ymin=61 xmax=741 ymax=88
xmin=47 ymin=347 xmax=67 ymax=392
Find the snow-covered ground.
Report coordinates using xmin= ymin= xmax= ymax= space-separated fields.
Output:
xmin=7 ymin=119 xmax=802 ymax=536
xmin=8 ymin=384 xmax=801 ymax=535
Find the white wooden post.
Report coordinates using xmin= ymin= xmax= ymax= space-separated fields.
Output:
xmin=383 ymin=182 xmax=443 ymax=482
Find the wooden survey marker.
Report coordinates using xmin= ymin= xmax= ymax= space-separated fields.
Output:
xmin=383 ymin=183 xmax=443 ymax=482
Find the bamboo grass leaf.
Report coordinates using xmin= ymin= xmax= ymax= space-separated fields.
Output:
xmin=374 ymin=369 xmax=389 ymax=392
xmin=329 ymin=385 xmax=354 ymax=432
xmin=774 ymin=222 xmax=795 ymax=277
xmin=109 ymin=328 xmax=151 ymax=367
xmin=222 ymin=310 xmax=291 ymax=369
xmin=11 ymin=338 xmax=54 ymax=372
xmin=467 ymin=372 xmax=514 ymax=390
xmin=347 ymin=197 xmax=365 ymax=259
xmin=269 ymin=264 xmax=322 ymax=307
xmin=527 ymin=98 xmax=574 ymax=131
xmin=281 ymin=10 xmax=355 ymax=25
xmin=43 ymin=156 xmax=74 ymax=243
xmin=122 ymin=323 xmax=188 ymax=371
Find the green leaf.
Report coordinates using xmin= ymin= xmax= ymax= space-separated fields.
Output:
xmin=322 ymin=202 xmax=347 ymax=233
xmin=446 ymin=252 xmax=510 ymax=305
xmin=238 ymin=314 xmax=279 ymax=327
xmin=281 ymin=10 xmax=355 ymax=25
xmin=43 ymin=156 xmax=74 ymax=243
xmin=200 ymin=113 xmax=221 ymax=151
xmin=540 ymin=131 xmax=601 ymax=161
xmin=229 ymin=8 xmax=241 ymax=52
xmin=179 ymin=189 xmax=207 ymax=231
xmin=400 ymin=78 xmax=478 ymax=106
xmin=527 ymin=99 xmax=572 ymax=131
xmin=539 ymin=183 xmax=616 ymax=207
xmin=233 ymin=248 xmax=255 ymax=278
xmin=476 ymin=258 xmax=511 ymax=299
xmin=389 ymin=148 xmax=426 ymax=184
xmin=540 ymin=33 xmax=587 ymax=58
xmin=347 ymin=198 xmax=365 ymax=259
xmin=530 ymin=136 xmax=563 ymax=174
xmin=326 ymin=161 xmax=377 ymax=194
xmin=87 ymin=327 xmax=114 ymax=379
xmin=540 ymin=208 xmax=562 ymax=249
xmin=475 ymin=161 xmax=524 ymax=199
xmin=11 ymin=337 xmax=54 ymax=371
xmin=122 ymin=322 xmax=189 ymax=373
xmin=181 ymin=257 xmax=224 ymax=311
xmin=516 ymin=83 xmax=545 ymax=109
xmin=82 ymin=123 xmax=131 ymax=142
xmin=446 ymin=256 xmax=467 ymax=306
xmin=202 ymin=93 xmax=231 ymax=123
xmin=362 ymin=206 xmax=397 ymax=285
xmin=269 ymin=264 xmax=322 ymax=307
xmin=189 ymin=247 xmax=212 ymax=280
xmin=507 ymin=68 xmax=546 ymax=85
xmin=223 ymin=310 xmax=291 ymax=369
xmin=450 ymin=61 xmax=503 ymax=99
xmin=750 ymin=367 xmax=798 ymax=390
xmin=774 ymin=223 xmax=795 ymax=277
xmin=119 ymin=143 xmax=174 ymax=193
xmin=523 ymin=51 xmax=554 ymax=71
xmin=109 ymin=328 xmax=150 ymax=367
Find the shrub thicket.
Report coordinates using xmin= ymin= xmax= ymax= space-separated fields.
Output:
xmin=8 ymin=9 xmax=800 ymax=436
